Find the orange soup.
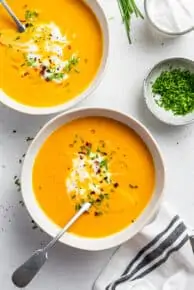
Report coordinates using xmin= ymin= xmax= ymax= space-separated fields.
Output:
xmin=33 ymin=117 xmax=155 ymax=238
xmin=0 ymin=0 xmax=102 ymax=107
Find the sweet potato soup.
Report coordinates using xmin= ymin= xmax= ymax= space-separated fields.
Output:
xmin=33 ymin=117 xmax=155 ymax=238
xmin=0 ymin=0 xmax=102 ymax=107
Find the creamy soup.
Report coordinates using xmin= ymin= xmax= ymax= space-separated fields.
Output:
xmin=0 ymin=0 xmax=102 ymax=107
xmin=33 ymin=117 xmax=155 ymax=238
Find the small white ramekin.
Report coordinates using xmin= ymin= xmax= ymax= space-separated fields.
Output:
xmin=144 ymin=0 xmax=193 ymax=38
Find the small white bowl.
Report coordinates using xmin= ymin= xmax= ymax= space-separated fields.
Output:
xmin=144 ymin=0 xmax=193 ymax=38
xmin=144 ymin=58 xmax=194 ymax=126
xmin=0 ymin=0 xmax=109 ymax=115
xmin=21 ymin=107 xmax=165 ymax=251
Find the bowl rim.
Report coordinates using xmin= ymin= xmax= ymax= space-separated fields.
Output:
xmin=21 ymin=107 xmax=165 ymax=251
xmin=143 ymin=57 xmax=194 ymax=126
xmin=144 ymin=0 xmax=193 ymax=37
xmin=0 ymin=0 xmax=109 ymax=115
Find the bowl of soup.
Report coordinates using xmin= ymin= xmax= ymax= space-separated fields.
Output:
xmin=21 ymin=108 xmax=165 ymax=250
xmin=0 ymin=0 xmax=108 ymax=114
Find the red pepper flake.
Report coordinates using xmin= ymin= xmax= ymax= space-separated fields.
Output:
xmin=40 ymin=65 xmax=47 ymax=76
xmin=85 ymin=142 xmax=92 ymax=148
xmin=94 ymin=211 xmax=102 ymax=216
xmin=67 ymin=45 xmax=72 ymax=50
xmin=129 ymin=184 xmax=138 ymax=189
xmin=78 ymin=151 xmax=86 ymax=155
xmin=113 ymin=182 xmax=119 ymax=188
xmin=23 ymin=72 xmax=29 ymax=77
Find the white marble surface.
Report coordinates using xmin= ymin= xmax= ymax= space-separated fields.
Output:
xmin=1 ymin=0 xmax=194 ymax=289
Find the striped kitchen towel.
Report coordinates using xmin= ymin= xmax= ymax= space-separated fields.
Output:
xmin=93 ymin=202 xmax=194 ymax=290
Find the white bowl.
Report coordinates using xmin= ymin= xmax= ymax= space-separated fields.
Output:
xmin=144 ymin=0 xmax=193 ymax=38
xmin=0 ymin=0 xmax=109 ymax=115
xmin=21 ymin=107 xmax=165 ymax=251
xmin=144 ymin=58 xmax=194 ymax=126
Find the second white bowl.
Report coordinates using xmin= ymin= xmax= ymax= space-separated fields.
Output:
xmin=21 ymin=107 xmax=165 ymax=251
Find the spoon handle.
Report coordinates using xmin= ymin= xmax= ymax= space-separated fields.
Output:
xmin=1 ymin=0 xmax=25 ymax=32
xmin=43 ymin=202 xmax=91 ymax=251
xmin=12 ymin=249 xmax=48 ymax=288
xmin=12 ymin=203 xmax=91 ymax=288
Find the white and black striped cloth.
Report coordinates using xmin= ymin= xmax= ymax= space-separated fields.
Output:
xmin=93 ymin=203 xmax=194 ymax=290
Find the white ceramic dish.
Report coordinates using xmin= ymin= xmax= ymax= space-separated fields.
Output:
xmin=144 ymin=0 xmax=193 ymax=38
xmin=144 ymin=58 xmax=194 ymax=126
xmin=21 ymin=107 xmax=165 ymax=251
xmin=0 ymin=0 xmax=109 ymax=115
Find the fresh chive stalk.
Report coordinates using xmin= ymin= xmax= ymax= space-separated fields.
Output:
xmin=117 ymin=0 xmax=144 ymax=43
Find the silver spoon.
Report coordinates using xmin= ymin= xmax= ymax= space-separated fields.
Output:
xmin=12 ymin=202 xmax=91 ymax=288
xmin=0 ymin=0 xmax=25 ymax=32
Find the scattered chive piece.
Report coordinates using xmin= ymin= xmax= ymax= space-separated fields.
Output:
xmin=63 ymin=55 xmax=79 ymax=73
xmin=26 ymin=57 xmax=37 ymax=67
xmin=25 ymin=10 xmax=39 ymax=21
xmin=26 ymin=136 xmax=34 ymax=142
xmin=47 ymin=72 xmax=64 ymax=81
xmin=100 ymin=159 xmax=108 ymax=170
xmin=75 ymin=203 xmax=81 ymax=211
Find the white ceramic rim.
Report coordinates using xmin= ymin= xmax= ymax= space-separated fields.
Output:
xmin=144 ymin=57 xmax=194 ymax=126
xmin=144 ymin=0 xmax=193 ymax=37
xmin=0 ymin=0 xmax=109 ymax=115
xmin=21 ymin=107 xmax=165 ymax=251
